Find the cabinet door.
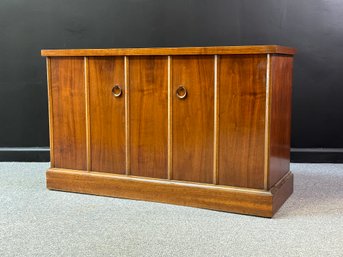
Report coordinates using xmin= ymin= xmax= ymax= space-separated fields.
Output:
xmin=50 ymin=57 xmax=87 ymax=170
xmin=172 ymin=56 xmax=214 ymax=183
xmin=218 ymin=55 xmax=266 ymax=189
xmin=89 ymin=57 xmax=126 ymax=174
xmin=129 ymin=56 xmax=168 ymax=179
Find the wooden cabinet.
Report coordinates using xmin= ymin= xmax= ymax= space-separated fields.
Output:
xmin=42 ymin=46 xmax=295 ymax=217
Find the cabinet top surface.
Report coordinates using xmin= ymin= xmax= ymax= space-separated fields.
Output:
xmin=41 ymin=45 xmax=295 ymax=57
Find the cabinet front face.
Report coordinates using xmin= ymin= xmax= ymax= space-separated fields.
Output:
xmin=89 ymin=57 xmax=126 ymax=174
xmin=50 ymin=57 xmax=87 ymax=170
xmin=218 ymin=55 xmax=267 ymax=189
xmin=129 ymin=56 xmax=168 ymax=179
xmin=171 ymin=56 xmax=214 ymax=183
xmin=48 ymin=54 xmax=274 ymax=190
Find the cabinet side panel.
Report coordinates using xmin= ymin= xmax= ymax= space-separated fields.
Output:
xmin=218 ymin=55 xmax=266 ymax=189
xmin=50 ymin=57 xmax=87 ymax=170
xmin=89 ymin=57 xmax=126 ymax=174
xmin=129 ymin=56 xmax=168 ymax=179
xmin=269 ymin=55 xmax=293 ymax=188
xmin=172 ymin=56 xmax=214 ymax=184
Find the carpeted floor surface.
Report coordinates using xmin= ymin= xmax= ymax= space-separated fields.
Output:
xmin=0 ymin=163 xmax=342 ymax=257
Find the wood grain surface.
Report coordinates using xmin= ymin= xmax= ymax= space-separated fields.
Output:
xmin=271 ymin=171 xmax=294 ymax=215
xmin=129 ymin=56 xmax=168 ymax=179
xmin=46 ymin=168 xmax=296 ymax=217
xmin=41 ymin=45 xmax=296 ymax=57
xmin=88 ymin=57 xmax=126 ymax=174
xmin=218 ymin=55 xmax=267 ymax=189
xmin=268 ymin=55 xmax=293 ymax=188
xmin=50 ymin=57 xmax=87 ymax=170
xmin=171 ymin=56 xmax=214 ymax=183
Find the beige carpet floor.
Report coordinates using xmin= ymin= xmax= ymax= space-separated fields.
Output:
xmin=0 ymin=162 xmax=342 ymax=257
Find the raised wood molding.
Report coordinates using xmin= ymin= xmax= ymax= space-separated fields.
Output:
xmin=84 ymin=57 xmax=91 ymax=171
xmin=41 ymin=45 xmax=296 ymax=57
xmin=46 ymin=57 xmax=54 ymax=167
xmin=167 ymin=56 xmax=172 ymax=180
xmin=124 ymin=56 xmax=130 ymax=175
xmin=46 ymin=168 xmax=293 ymax=218
xmin=264 ymin=54 xmax=271 ymax=189
xmin=213 ymin=55 xmax=219 ymax=184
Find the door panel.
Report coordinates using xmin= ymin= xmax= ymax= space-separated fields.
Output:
xmin=172 ymin=56 xmax=214 ymax=183
xmin=129 ymin=56 xmax=168 ymax=179
xmin=50 ymin=57 xmax=87 ymax=170
xmin=218 ymin=55 xmax=266 ymax=189
xmin=89 ymin=57 xmax=126 ymax=174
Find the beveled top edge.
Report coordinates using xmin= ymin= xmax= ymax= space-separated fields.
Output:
xmin=41 ymin=45 xmax=296 ymax=57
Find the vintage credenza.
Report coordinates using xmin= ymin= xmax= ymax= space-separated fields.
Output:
xmin=41 ymin=45 xmax=295 ymax=217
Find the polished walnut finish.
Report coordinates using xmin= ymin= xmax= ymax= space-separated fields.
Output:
xmin=129 ymin=56 xmax=169 ymax=179
xmin=46 ymin=168 xmax=293 ymax=218
xmin=88 ymin=57 xmax=126 ymax=174
xmin=41 ymin=45 xmax=295 ymax=56
xmin=218 ymin=55 xmax=267 ymax=189
xmin=269 ymin=55 xmax=294 ymax=188
xmin=50 ymin=57 xmax=87 ymax=170
xmin=172 ymin=56 xmax=214 ymax=183
xmin=42 ymin=45 xmax=295 ymax=217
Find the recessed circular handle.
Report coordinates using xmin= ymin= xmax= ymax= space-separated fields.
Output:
xmin=112 ymin=85 xmax=122 ymax=98
xmin=176 ymin=85 xmax=187 ymax=99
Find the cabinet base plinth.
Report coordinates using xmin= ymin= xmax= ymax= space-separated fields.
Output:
xmin=46 ymin=168 xmax=293 ymax=218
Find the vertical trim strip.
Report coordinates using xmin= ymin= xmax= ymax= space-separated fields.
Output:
xmin=213 ymin=55 xmax=219 ymax=185
xmin=46 ymin=57 xmax=54 ymax=167
xmin=264 ymin=54 xmax=271 ymax=189
xmin=125 ymin=56 xmax=130 ymax=175
xmin=168 ymin=56 xmax=172 ymax=180
xmin=213 ymin=55 xmax=219 ymax=184
xmin=84 ymin=57 xmax=91 ymax=171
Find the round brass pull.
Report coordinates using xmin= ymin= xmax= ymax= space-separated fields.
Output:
xmin=112 ymin=85 xmax=122 ymax=98
xmin=176 ymin=85 xmax=187 ymax=99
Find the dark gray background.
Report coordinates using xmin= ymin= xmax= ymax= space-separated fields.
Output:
xmin=1 ymin=0 xmax=343 ymax=159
